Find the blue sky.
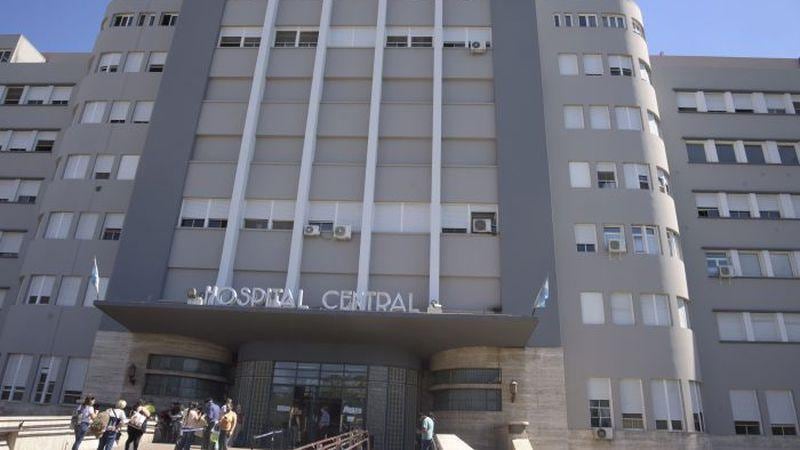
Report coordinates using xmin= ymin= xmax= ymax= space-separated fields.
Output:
xmin=2 ymin=0 xmax=799 ymax=58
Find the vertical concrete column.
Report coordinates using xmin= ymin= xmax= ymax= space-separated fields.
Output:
xmin=356 ymin=0 xmax=388 ymax=296
xmin=428 ymin=0 xmax=444 ymax=304
xmin=285 ymin=0 xmax=334 ymax=293
xmin=216 ymin=0 xmax=281 ymax=287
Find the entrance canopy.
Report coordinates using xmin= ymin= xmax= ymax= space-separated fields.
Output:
xmin=98 ymin=301 xmax=538 ymax=358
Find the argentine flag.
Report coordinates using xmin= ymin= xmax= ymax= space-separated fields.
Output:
xmin=89 ymin=257 xmax=100 ymax=297
xmin=533 ymin=276 xmax=549 ymax=313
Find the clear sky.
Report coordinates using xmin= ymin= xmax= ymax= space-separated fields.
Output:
xmin=2 ymin=0 xmax=799 ymax=58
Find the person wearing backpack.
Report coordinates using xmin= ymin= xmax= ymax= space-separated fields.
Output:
xmin=97 ymin=400 xmax=128 ymax=450
xmin=125 ymin=399 xmax=151 ymax=450
xmin=71 ymin=395 xmax=97 ymax=450
xmin=218 ymin=405 xmax=237 ymax=450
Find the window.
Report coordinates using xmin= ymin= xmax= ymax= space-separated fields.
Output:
xmin=666 ymin=230 xmax=681 ymax=259
xmin=108 ymin=101 xmax=130 ymax=124
xmin=32 ymin=356 xmax=61 ymax=404
xmin=133 ymin=101 xmax=154 ymax=123
xmin=432 ymin=368 xmax=501 ymax=386
xmin=558 ymin=54 xmax=579 ymax=76
xmin=27 ymin=275 xmax=55 ymax=305
xmin=744 ymin=143 xmax=765 ymax=164
xmin=442 ymin=204 xmax=469 ymax=234
xmin=705 ymin=251 xmax=730 ymax=277
xmin=0 ymin=231 xmax=24 ymax=257
xmin=93 ymin=155 xmax=114 ymax=180
xmin=620 ymin=379 xmax=645 ymax=429
xmin=111 ymin=13 xmax=135 ymax=27
xmin=639 ymin=60 xmax=652 ymax=85
xmin=2 ymin=86 xmax=24 ymax=105
xmin=62 ymin=358 xmax=89 ymax=404
xmin=596 ymin=162 xmax=617 ymax=189
xmin=602 ymin=14 xmax=626 ymax=29
xmin=275 ymin=30 xmax=318 ymax=48
xmin=298 ymin=31 xmax=319 ymax=47
xmin=6 ymin=130 xmax=33 ymax=152
xmin=569 ymin=162 xmax=591 ymax=188
xmin=80 ymin=101 xmax=107 ymax=124
xmin=765 ymin=94 xmax=787 ymax=114
xmin=97 ymin=53 xmax=121 ymax=73
xmin=25 ymin=86 xmax=51 ymax=105
xmin=0 ymin=50 xmax=11 ymax=63
xmin=574 ymin=224 xmax=597 ymax=253
xmin=589 ymin=106 xmax=611 ymax=129
xmin=583 ymin=54 xmax=603 ymax=76
xmin=587 ymin=378 xmax=612 ymax=428
xmin=647 ymin=111 xmax=661 ymax=137
xmin=0 ymin=288 xmax=6 ymax=308
xmin=696 ymin=193 xmax=720 ymax=218
xmin=794 ymin=95 xmax=800 ymax=115
xmin=738 ymin=252 xmax=763 ymax=277
xmin=766 ymin=391 xmax=798 ymax=436
xmin=411 ymin=36 xmax=433 ymax=48
xmin=180 ymin=199 xmax=230 ymax=229
xmin=615 ymin=107 xmax=643 ymax=130
xmin=608 ymin=55 xmax=633 ymax=77
xmin=137 ymin=12 xmax=157 ymax=27
xmin=751 ymin=313 xmax=780 ymax=341
xmin=432 ymin=389 xmax=501 ymax=412
xmin=243 ymin=200 xmax=297 ymax=231
xmin=717 ymin=312 xmax=747 ymax=341
xmin=64 ymin=155 xmax=90 ymax=179
xmin=219 ymin=36 xmax=243 ymax=48
xmin=733 ymin=93 xmax=754 ymax=113
xmin=117 ymin=155 xmax=140 ymax=180
xmin=50 ymin=87 xmax=71 ymax=105
xmin=731 ymin=390 xmax=762 ymax=435
xmin=564 ymin=106 xmax=585 ymax=129
xmin=676 ymin=298 xmax=690 ymax=329
xmin=160 ymin=13 xmax=179 ymax=26
xmin=577 ymin=14 xmax=598 ymax=28
xmin=0 ymin=354 xmax=34 ymax=401
xmin=553 ymin=14 xmax=562 ymax=27
xmin=631 ymin=225 xmax=660 ymax=255
xmin=640 ymin=294 xmax=670 ymax=326
xmin=75 ymin=213 xmax=99 ymax=240
xmin=631 ymin=18 xmax=645 ymax=38
xmin=778 ymin=145 xmax=799 ymax=166
xmin=652 ymin=380 xmax=683 ymax=431
xmin=580 ymin=292 xmax=605 ymax=325
xmin=658 ymin=169 xmax=672 ymax=194
xmin=15 ymin=180 xmax=39 ymax=203
xmin=686 ymin=142 xmax=707 ymax=163
xmin=705 ymin=92 xmax=727 ymax=112
xmin=770 ymin=252 xmax=794 ymax=278
xmin=677 ymin=92 xmax=698 ymax=112
xmin=386 ymin=36 xmax=407 ymax=48
xmin=101 ymin=214 xmax=124 ymax=241
xmin=727 ymin=194 xmax=751 ymax=218
xmin=148 ymin=355 xmax=229 ymax=377
xmin=623 ymin=163 xmax=650 ymax=190
xmin=757 ymin=194 xmax=781 ymax=219
xmin=143 ymin=374 xmax=228 ymax=403
xmin=56 ymin=277 xmax=82 ymax=306
xmin=123 ymin=52 xmax=144 ymax=72
xmin=611 ymin=293 xmax=634 ymax=325
xmin=563 ymin=14 xmax=573 ymax=27
xmin=689 ymin=382 xmax=706 ymax=432
xmin=788 ymin=314 xmax=800 ymax=342
xmin=147 ymin=52 xmax=167 ymax=72
xmin=45 ymin=212 xmax=73 ymax=239
xmin=603 ymin=225 xmax=625 ymax=253
xmin=83 ymin=276 xmax=108 ymax=306
xmin=34 ymin=131 xmax=56 ymax=152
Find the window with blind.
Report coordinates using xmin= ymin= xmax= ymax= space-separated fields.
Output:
xmin=589 ymin=106 xmax=610 ymax=129
xmin=117 ymin=155 xmax=140 ymax=180
xmin=80 ymin=101 xmax=107 ymax=123
xmin=583 ymin=54 xmax=603 ymax=76
xmin=62 ymin=358 xmax=89 ymax=404
xmin=704 ymin=92 xmax=727 ymax=112
xmin=123 ymin=52 xmax=145 ymax=72
xmin=147 ymin=52 xmax=167 ymax=72
xmin=731 ymin=390 xmax=762 ymax=435
xmin=677 ymin=92 xmax=698 ymax=112
xmin=695 ymin=193 xmax=720 ymax=218
xmin=558 ymin=54 xmax=579 ymax=75
xmin=620 ymin=379 xmax=644 ymax=429
xmin=615 ymin=106 xmax=643 ymax=130
xmin=64 ymin=155 xmax=91 ymax=179
xmin=608 ymin=55 xmax=633 ymax=76
xmin=610 ymin=293 xmax=634 ymax=325
xmin=108 ymin=101 xmax=130 ymax=123
xmin=97 ymin=53 xmax=121 ymax=73
xmin=101 ymin=213 xmax=125 ymax=241
xmin=27 ymin=275 xmax=55 ymax=305
xmin=180 ymin=199 xmax=230 ymax=229
xmin=652 ymin=379 xmax=684 ymax=431
xmin=727 ymin=194 xmax=751 ymax=218
xmin=569 ymin=162 xmax=591 ymax=188
xmin=640 ymin=294 xmax=670 ymax=326
xmin=756 ymin=194 xmax=781 ymax=219
xmin=574 ymin=224 xmax=597 ymax=253
xmin=56 ymin=277 xmax=82 ymax=307
xmin=93 ymin=155 xmax=115 ymax=179
xmin=0 ymin=231 xmax=23 ymax=257
xmin=766 ymin=391 xmax=798 ymax=435
xmin=564 ymin=105 xmax=585 ymax=129
xmin=133 ymin=101 xmax=154 ymax=123
xmin=1 ymin=354 xmax=34 ymax=401
xmin=580 ymin=292 xmax=605 ymax=325
xmin=45 ymin=212 xmax=73 ymax=239
xmin=623 ymin=163 xmax=650 ymax=190
xmin=689 ymin=381 xmax=706 ymax=432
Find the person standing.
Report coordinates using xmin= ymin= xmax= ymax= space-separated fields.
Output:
xmin=218 ymin=404 xmax=238 ymax=450
xmin=125 ymin=399 xmax=150 ymax=450
xmin=202 ymin=398 xmax=221 ymax=450
xmin=228 ymin=403 xmax=243 ymax=447
xmin=71 ymin=396 xmax=97 ymax=450
xmin=97 ymin=400 xmax=128 ymax=450
xmin=419 ymin=412 xmax=435 ymax=450
xmin=177 ymin=403 xmax=204 ymax=450
xmin=318 ymin=406 xmax=331 ymax=438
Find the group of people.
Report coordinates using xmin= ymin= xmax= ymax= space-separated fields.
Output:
xmin=71 ymin=395 xmax=240 ymax=450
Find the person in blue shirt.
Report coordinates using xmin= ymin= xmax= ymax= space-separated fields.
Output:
xmin=419 ymin=412 xmax=435 ymax=450
xmin=202 ymin=398 xmax=221 ymax=450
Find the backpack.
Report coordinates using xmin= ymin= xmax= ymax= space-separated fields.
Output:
xmin=129 ymin=410 xmax=147 ymax=430
xmin=88 ymin=410 xmax=108 ymax=438
xmin=219 ymin=411 xmax=235 ymax=431
xmin=70 ymin=406 xmax=83 ymax=430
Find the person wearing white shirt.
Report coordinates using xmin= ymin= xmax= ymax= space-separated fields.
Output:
xmin=98 ymin=399 xmax=128 ymax=450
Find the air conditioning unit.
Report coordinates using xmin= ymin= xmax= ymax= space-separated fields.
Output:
xmin=469 ymin=40 xmax=487 ymax=54
xmin=333 ymin=224 xmax=352 ymax=241
xmin=592 ymin=427 xmax=613 ymax=440
xmin=718 ymin=265 xmax=734 ymax=278
xmin=472 ymin=218 xmax=493 ymax=234
xmin=304 ymin=224 xmax=321 ymax=237
xmin=607 ymin=238 xmax=626 ymax=253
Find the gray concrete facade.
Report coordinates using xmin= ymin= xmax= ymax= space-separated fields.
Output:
xmin=0 ymin=0 xmax=798 ymax=448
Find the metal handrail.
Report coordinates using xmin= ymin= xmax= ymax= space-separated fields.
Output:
xmin=293 ymin=429 xmax=370 ymax=450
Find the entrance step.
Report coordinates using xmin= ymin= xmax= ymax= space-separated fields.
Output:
xmin=436 ymin=434 xmax=475 ymax=450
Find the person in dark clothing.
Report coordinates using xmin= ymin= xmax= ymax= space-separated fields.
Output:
xmin=125 ymin=399 xmax=150 ymax=450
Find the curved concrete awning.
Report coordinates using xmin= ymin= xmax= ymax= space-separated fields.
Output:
xmin=98 ymin=301 xmax=538 ymax=358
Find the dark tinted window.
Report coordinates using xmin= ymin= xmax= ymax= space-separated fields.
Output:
xmin=716 ymin=144 xmax=737 ymax=163
xmin=778 ymin=145 xmax=799 ymax=166
xmin=433 ymin=389 xmax=501 ymax=412
xmin=432 ymin=369 xmax=501 ymax=385
xmin=744 ymin=145 xmax=765 ymax=164
xmin=686 ymin=143 xmax=707 ymax=163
